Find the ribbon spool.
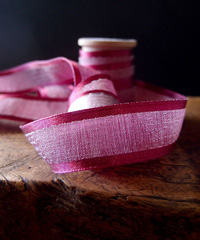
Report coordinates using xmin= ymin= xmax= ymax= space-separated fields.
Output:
xmin=78 ymin=38 xmax=137 ymax=90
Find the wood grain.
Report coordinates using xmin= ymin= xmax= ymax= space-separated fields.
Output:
xmin=0 ymin=97 xmax=200 ymax=240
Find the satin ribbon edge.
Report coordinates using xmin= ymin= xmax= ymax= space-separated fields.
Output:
xmin=21 ymin=98 xmax=187 ymax=134
xmin=50 ymin=143 xmax=175 ymax=173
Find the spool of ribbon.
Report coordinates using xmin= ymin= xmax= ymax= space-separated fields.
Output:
xmin=0 ymin=43 xmax=187 ymax=173
xmin=78 ymin=38 xmax=137 ymax=90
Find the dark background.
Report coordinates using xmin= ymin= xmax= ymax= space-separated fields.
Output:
xmin=0 ymin=0 xmax=199 ymax=95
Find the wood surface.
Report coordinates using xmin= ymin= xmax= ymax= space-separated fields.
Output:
xmin=0 ymin=97 xmax=200 ymax=240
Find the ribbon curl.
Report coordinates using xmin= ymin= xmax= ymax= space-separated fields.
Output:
xmin=0 ymin=57 xmax=187 ymax=173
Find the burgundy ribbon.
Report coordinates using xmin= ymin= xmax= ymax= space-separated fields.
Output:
xmin=0 ymin=57 xmax=187 ymax=173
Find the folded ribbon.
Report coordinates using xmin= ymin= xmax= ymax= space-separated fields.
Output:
xmin=68 ymin=76 xmax=119 ymax=112
xmin=0 ymin=57 xmax=187 ymax=173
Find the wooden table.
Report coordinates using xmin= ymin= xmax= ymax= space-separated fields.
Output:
xmin=0 ymin=97 xmax=200 ymax=240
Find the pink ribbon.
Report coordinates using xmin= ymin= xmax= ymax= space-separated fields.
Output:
xmin=79 ymin=49 xmax=135 ymax=89
xmin=0 ymin=57 xmax=187 ymax=173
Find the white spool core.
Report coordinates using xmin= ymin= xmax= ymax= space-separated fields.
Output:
xmin=78 ymin=38 xmax=137 ymax=50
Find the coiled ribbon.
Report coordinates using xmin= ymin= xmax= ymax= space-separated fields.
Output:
xmin=0 ymin=57 xmax=187 ymax=173
xmin=79 ymin=48 xmax=134 ymax=89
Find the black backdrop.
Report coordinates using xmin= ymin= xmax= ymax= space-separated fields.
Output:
xmin=0 ymin=0 xmax=199 ymax=95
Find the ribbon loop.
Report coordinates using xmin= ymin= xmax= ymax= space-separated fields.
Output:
xmin=0 ymin=55 xmax=187 ymax=173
